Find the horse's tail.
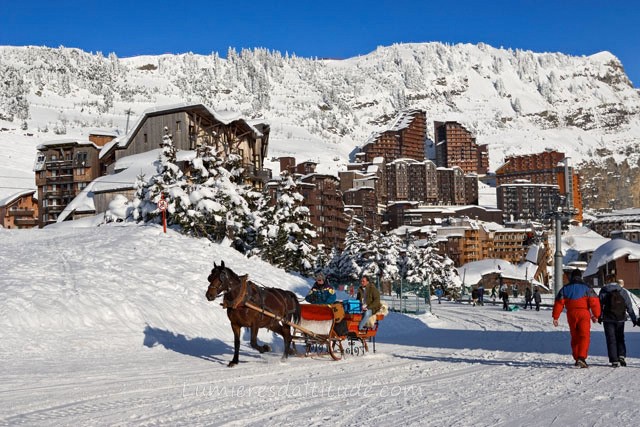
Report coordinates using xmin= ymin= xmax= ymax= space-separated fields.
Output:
xmin=289 ymin=291 xmax=301 ymax=324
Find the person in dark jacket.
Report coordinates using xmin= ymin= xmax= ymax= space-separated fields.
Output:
xmin=598 ymin=274 xmax=638 ymax=367
xmin=471 ymin=287 xmax=479 ymax=306
xmin=524 ymin=287 xmax=533 ymax=309
xmin=500 ymin=284 xmax=509 ymax=311
xmin=552 ymin=269 xmax=601 ymax=368
xmin=533 ymin=287 xmax=542 ymax=311
xmin=305 ymin=273 xmax=336 ymax=304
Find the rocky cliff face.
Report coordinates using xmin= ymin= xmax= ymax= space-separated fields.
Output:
xmin=579 ymin=150 xmax=640 ymax=210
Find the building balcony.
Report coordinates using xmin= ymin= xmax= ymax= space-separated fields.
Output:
xmin=14 ymin=217 xmax=38 ymax=226
xmin=8 ymin=208 xmax=35 ymax=217
xmin=45 ymin=159 xmax=73 ymax=168
xmin=44 ymin=175 xmax=74 ymax=183
xmin=244 ymin=164 xmax=272 ymax=184
xmin=43 ymin=205 xmax=64 ymax=213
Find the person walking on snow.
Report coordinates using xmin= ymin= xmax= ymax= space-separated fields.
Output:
xmin=552 ymin=269 xmax=601 ymax=368
xmin=500 ymin=283 xmax=509 ymax=311
xmin=524 ymin=287 xmax=533 ymax=309
xmin=533 ymin=287 xmax=542 ymax=311
xmin=598 ymin=274 xmax=638 ymax=367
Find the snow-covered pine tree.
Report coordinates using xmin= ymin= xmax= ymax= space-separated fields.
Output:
xmin=131 ymin=129 xmax=190 ymax=225
xmin=182 ymin=145 xmax=258 ymax=243
xmin=330 ymin=223 xmax=365 ymax=284
xmin=255 ymin=175 xmax=316 ymax=274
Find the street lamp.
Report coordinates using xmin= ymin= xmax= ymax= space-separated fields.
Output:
xmin=550 ymin=205 xmax=578 ymax=296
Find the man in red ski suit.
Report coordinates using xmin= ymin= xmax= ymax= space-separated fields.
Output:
xmin=552 ymin=269 xmax=601 ymax=368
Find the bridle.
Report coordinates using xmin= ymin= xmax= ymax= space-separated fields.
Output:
xmin=206 ymin=269 xmax=230 ymax=301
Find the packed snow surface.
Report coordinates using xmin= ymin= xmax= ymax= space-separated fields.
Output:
xmin=1 ymin=224 xmax=639 ymax=426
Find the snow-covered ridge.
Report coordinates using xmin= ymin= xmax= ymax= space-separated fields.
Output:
xmin=1 ymin=42 xmax=639 ymax=206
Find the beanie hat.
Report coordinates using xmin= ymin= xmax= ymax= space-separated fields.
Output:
xmin=570 ymin=269 xmax=582 ymax=281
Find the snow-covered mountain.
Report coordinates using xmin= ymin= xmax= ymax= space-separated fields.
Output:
xmin=1 ymin=42 xmax=639 ymax=208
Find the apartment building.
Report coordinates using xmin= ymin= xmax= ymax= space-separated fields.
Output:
xmin=359 ymin=109 xmax=427 ymax=163
xmin=0 ymin=190 xmax=38 ymax=229
xmin=436 ymin=167 xmax=466 ymax=205
xmin=590 ymin=208 xmax=640 ymax=238
xmin=34 ymin=139 xmax=106 ymax=227
xmin=435 ymin=219 xmax=494 ymax=266
xmin=385 ymin=158 xmax=438 ymax=204
xmin=434 ymin=121 xmax=489 ymax=174
xmin=495 ymin=149 xmax=582 ymax=222
xmin=497 ymin=181 xmax=560 ymax=222
xmin=491 ymin=228 xmax=532 ymax=264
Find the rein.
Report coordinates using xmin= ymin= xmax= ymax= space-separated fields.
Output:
xmin=213 ymin=267 xmax=299 ymax=322
xmin=222 ymin=274 xmax=249 ymax=309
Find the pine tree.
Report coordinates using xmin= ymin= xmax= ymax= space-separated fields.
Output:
xmin=131 ymin=129 xmax=189 ymax=225
xmin=255 ymin=175 xmax=316 ymax=273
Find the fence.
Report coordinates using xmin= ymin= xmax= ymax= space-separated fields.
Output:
xmin=381 ymin=294 xmax=430 ymax=314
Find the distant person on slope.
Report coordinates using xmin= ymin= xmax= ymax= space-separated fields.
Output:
xmin=552 ymin=269 xmax=601 ymax=368
xmin=598 ymin=274 xmax=637 ymax=368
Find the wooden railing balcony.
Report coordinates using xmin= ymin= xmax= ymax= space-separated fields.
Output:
xmin=14 ymin=217 xmax=38 ymax=226
xmin=45 ymin=159 xmax=73 ymax=167
xmin=43 ymin=205 xmax=64 ymax=213
xmin=8 ymin=208 xmax=35 ymax=217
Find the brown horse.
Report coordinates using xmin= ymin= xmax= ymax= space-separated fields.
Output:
xmin=205 ymin=261 xmax=301 ymax=367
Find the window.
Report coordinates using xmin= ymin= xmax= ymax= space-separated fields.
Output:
xmin=76 ymin=152 xmax=88 ymax=165
xmin=144 ymin=133 xmax=148 ymax=144
xmin=176 ymin=121 xmax=182 ymax=132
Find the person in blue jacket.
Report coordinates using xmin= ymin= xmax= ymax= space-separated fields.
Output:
xmin=305 ymin=273 xmax=336 ymax=304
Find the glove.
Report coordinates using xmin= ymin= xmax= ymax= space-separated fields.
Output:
xmin=597 ymin=318 xmax=602 ymax=324
xmin=591 ymin=315 xmax=598 ymax=323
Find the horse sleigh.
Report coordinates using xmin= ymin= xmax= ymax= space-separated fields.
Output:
xmin=205 ymin=261 xmax=385 ymax=366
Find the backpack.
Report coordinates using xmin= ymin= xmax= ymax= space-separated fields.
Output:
xmin=606 ymin=289 xmax=627 ymax=321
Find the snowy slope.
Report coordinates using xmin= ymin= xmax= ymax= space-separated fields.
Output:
xmin=1 ymin=42 xmax=639 ymax=179
xmin=1 ymin=224 xmax=639 ymax=426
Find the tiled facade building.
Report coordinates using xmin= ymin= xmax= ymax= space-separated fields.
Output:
xmin=434 ymin=121 xmax=489 ymax=174
xmin=386 ymin=158 xmax=438 ymax=204
xmin=497 ymin=181 xmax=560 ymax=222
xmin=359 ymin=109 xmax=427 ymax=163
xmin=495 ymin=149 xmax=583 ymax=222
xmin=0 ymin=190 xmax=38 ymax=229
xmin=34 ymin=135 xmax=112 ymax=227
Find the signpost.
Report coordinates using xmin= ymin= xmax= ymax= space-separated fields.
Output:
xmin=157 ymin=195 xmax=168 ymax=233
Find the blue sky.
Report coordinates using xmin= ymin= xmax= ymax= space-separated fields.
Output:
xmin=1 ymin=0 xmax=639 ymax=87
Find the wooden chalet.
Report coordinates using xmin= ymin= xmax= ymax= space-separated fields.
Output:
xmin=0 ymin=190 xmax=38 ymax=229
xmin=99 ymin=103 xmax=271 ymax=188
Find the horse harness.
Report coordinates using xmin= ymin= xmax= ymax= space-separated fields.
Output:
xmin=221 ymin=274 xmax=297 ymax=322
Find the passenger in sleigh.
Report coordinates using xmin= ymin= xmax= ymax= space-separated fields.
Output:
xmin=305 ymin=273 xmax=337 ymax=304
xmin=357 ymin=275 xmax=381 ymax=332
